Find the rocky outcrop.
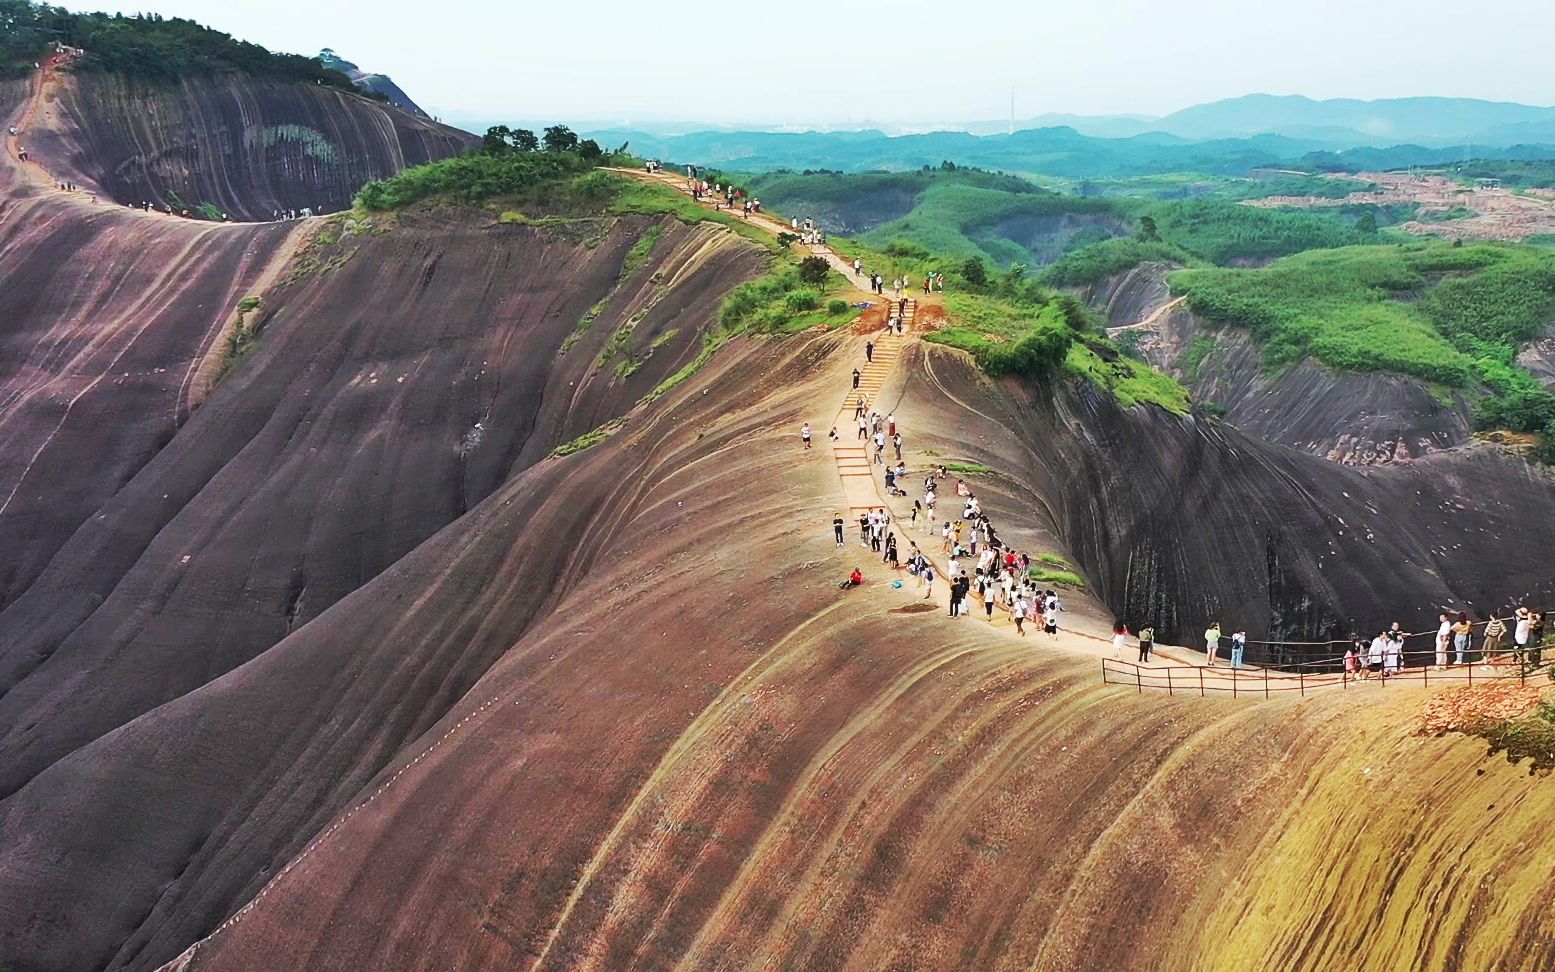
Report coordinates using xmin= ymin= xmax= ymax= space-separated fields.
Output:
xmin=1076 ymin=260 xmax=1174 ymax=325
xmin=1517 ymin=323 xmax=1555 ymax=390
xmin=4 ymin=324 xmax=1553 ymax=972
xmin=899 ymin=345 xmax=1554 ymax=651
xmin=25 ymin=71 xmax=475 ymax=220
xmin=981 ymin=211 xmax=1131 ymax=265
xmin=1095 ymin=272 xmax=1474 ymax=462
xmin=0 ymin=203 xmax=766 ymax=808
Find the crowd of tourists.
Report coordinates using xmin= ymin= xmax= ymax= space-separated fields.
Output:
xmin=825 ymin=339 xmax=1067 ymax=636
xmin=1340 ymin=609 xmax=1547 ymax=677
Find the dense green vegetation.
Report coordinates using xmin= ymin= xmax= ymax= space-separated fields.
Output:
xmin=1149 ymin=200 xmax=1374 ymax=264
xmin=1 ymin=1 xmax=356 ymax=85
xmin=741 ymin=169 xmax=1381 ymax=288
xmin=356 ymin=127 xmax=618 ymax=211
xmin=1171 ymin=242 xmax=1555 ymax=436
xmin=1042 ymin=238 xmax=1196 ymax=285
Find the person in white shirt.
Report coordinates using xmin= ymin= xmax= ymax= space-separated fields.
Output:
xmin=1514 ymin=607 xmax=1534 ymax=662
xmin=1435 ymin=613 xmax=1452 ymax=669
xmin=800 ymin=422 xmax=812 ymax=450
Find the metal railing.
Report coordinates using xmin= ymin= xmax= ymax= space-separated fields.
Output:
xmin=1102 ymin=654 xmax=1543 ymax=698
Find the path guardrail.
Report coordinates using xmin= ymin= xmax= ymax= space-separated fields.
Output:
xmin=1102 ymin=655 xmax=1542 ymax=698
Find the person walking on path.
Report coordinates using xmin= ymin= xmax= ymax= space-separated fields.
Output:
xmin=801 ymin=422 xmax=812 ymax=450
xmin=852 ymin=368 xmax=861 ymax=390
xmin=1230 ymin=629 xmax=1247 ymax=669
xmin=892 ymin=432 xmax=903 ymax=461
xmin=857 ymin=414 xmax=868 ymax=440
xmin=922 ymin=562 xmax=936 ymax=599
xmin=854 ymin=395 xmax=868 ymax=420
xmin=1112 ymin=623 xmax=1127 ymax=658
xmin=873 ymin=430 xmax=886 ymax=464
xmin=866 ymin=340 xmax=874 ymax=363
xmin=853 ymin=258 xmax=862 ymax=276
xmin=883 ymin=532 xmax=898 ymax=568
xmin=1204 ymin=622 xmax=1222 ymax=666
xmin=1013 ymin=595 xmax=1029 ymax=636
xmin=833 ymin=514 xmax=845 ymax=547
xmin=1138 ymin=625 xmax=1154 ymax=662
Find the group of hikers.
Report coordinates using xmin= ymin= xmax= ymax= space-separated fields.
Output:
xmin=827 ymin=338 xmax=1067 ymax=636
xmin=1103 ymin=608 xmax=1550 ymax=675
xmin=853 ymin=261 xmax=947 ymax=297
xmin=788 ymin=215 xmax=827 ymax=246
xmin=1343 ymin=609 xmax=1546 ymax=677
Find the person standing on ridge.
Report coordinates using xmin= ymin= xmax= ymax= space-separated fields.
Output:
xmin=801 ymin=422 xmax=812 ymax=450
xmin=1514 ymin=607 xmax=1533 ymax=664
xmin=1204 ymin=621 xmax=1222 ymax=666
xmin=1482 ymin=613 xmax=1506 ymax=667
xmin=1452 ymin=612 xmax=1472 ymax=666
xmin=1435 ymin=613 xmax=1452 ymax=669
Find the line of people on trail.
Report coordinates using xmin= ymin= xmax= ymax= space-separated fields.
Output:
xmin=824 ymin=336 xmax=1067 ymax=636
xmin=857 ymin=267 xmax=946 ymax=298
xmin=1343 ymin=608 xmax=1546 ymax=678
xmin=788 ymin=215 xmax=827 ymax=246
xmin=1112 ymin=606 xmax=1549 ymax=676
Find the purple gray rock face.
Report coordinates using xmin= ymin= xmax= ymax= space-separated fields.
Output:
xmin=25 ymin=71 xmax=476 ymax=220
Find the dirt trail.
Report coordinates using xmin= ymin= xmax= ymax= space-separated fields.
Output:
xmin=1108 ymin=294 xmax=1187 ymax=333
xmin=608 ymin=167 xmax=1505 ymax=693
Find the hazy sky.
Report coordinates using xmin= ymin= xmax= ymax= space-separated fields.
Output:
xmin=108 ymin=0 xmax=1555 ymax=126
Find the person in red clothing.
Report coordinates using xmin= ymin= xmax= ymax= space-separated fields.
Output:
xmin=841 ymin=567 xmax=863 ymax=589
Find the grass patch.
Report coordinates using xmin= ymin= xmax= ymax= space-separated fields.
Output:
xmin=1028 ymin=566 xmax=1086 ymax=589
xmin=551 ymin=418 xmax=624 ymax=457
xmin=621 ymin=224 xmax=664 ymax=278
xmin=1179 ymin=334 xmax=1217 ymax=382
xmin=1038 ymin=553 xmax=1070 ymax=567
xmin=215 ymin=296 xmax=263 ymax=381
xmin=1063 ymin=342 xmax=1192 ymax=414
xmin=942 ymin=462 xmax=994 ymax=475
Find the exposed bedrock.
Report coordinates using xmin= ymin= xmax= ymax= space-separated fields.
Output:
xmin=25 ymin=72 xmax=475 ymax=220
xmin=1075 ymin=260 xmax=1174 ymax=325
xmin=1088 ymin=271 xmax=1474 ymax=463
xmin=1 ymin=88 xmax=298 ymax=605
xmin=898 ymin=345 xmax=1555 ymax=652
xmin=0 ymin=207 xmax=767 ymax=805
xmin=3 ymin=330 xmax=1552 ymax=972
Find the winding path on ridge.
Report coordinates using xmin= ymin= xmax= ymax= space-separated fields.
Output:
xmin=607 ymin=167 xmax=1489 ymax=696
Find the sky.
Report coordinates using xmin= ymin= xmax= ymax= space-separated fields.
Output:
xmin=106 ymin=0 xmax=1555 ymax=128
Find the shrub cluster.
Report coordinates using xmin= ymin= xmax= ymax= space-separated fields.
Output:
xmin=2 ymin=3 xmax=355 ymax=86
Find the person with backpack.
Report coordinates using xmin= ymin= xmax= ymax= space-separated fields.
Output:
xmin=1138 ymin=625 xmax=1155 ymax=662
xmin=1230 ymin=629 xmax=1247 ymax=669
